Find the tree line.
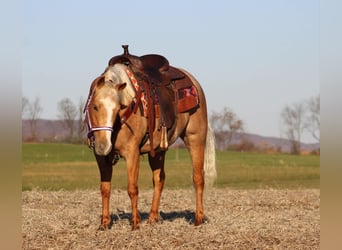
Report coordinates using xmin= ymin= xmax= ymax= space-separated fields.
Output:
xmin=22 ymin=94 xmax=319 ymax=154
xmin=280 ymin=95 xmax=320 ymax=154
xmin=22 ymin=96 xmax=86 ymax=143
xmin=210 ymin=95 xmax=319 ymax=154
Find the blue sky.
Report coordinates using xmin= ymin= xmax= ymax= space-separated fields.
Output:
xmin=23 ymin=0 xmax=319 ymax=142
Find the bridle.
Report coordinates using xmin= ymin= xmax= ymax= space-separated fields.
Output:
xmin=83 ymin=88 xmax=114 ymax=149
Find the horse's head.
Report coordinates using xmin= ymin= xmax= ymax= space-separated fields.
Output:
xmin=85 ymin=66 xmax=131 ymax=156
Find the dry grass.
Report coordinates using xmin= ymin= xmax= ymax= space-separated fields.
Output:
xmin=22 ymin=188 xmax=319 ymax=249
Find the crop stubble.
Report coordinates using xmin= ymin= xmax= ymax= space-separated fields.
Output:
xmin=22 ymin=188 xmax=319 ymax=249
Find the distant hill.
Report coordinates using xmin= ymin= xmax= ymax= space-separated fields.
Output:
xmin=22 ymin=119 xmax=319 ymax=153
xmin=22 ymin=119 xmax=85 ymax=142
xmin=232 ymin=132 xmax=319 ymax=153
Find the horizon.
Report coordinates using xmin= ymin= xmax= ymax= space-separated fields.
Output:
xmin=21 ymin=118 xmax=319 ymax=146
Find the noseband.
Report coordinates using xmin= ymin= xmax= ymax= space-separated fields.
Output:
xmin=86 ymin=126 xmax=114 ymax=150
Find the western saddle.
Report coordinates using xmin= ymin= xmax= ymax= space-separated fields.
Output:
xmin=108 ymin=45 xmax=198 ymax=156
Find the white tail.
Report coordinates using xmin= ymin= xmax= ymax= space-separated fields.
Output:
xmin=204 ymin=123 xmax=217 ymax=187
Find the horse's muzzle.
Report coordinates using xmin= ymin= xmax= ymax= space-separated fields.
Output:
xmin=95 ymin=142 xmax=113 ymax=156
xmin=92 ymin=130 xmax=113 ymax=156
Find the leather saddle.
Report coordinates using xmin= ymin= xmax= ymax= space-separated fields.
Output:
xmin=108 ymin=45 xmax=195 ymax=128
xmin=108 ymin=45 xmax=197 ymax=155
xmin=109 ymin=45 xmax=185 ymax=86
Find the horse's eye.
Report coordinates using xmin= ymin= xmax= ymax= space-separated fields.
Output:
xmin=93 ymin=105 xmax=99 ymax=111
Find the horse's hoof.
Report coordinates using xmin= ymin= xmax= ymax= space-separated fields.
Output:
xmin=147 ymin=218 xmax=158 ymax=225
xmin=131 ymin=214 xmax=141 ymax=230
xmin=194 ymin=215 xmax=209 ymax=226
xmin=147 ymin=214 xmax=162 ymax=225
xmin=98 ymin=224 xmax=109 ymax=231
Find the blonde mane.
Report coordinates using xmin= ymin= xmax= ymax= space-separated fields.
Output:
xmin=102 ymin=64 xmax=136 ymax=106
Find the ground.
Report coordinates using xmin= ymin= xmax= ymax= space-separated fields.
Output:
xmin=22 ymin=188 xmax=319 ymax=249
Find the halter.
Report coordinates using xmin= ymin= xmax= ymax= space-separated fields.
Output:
xmin=84 ymin=88 xmax=114 ymax=149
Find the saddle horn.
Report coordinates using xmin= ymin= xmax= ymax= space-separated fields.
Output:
xmin=122 ymin=45 xmax=129 ymax=55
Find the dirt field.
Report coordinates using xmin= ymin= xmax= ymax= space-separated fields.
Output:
xmin=22 ymin=188 xmax=319 ymax=249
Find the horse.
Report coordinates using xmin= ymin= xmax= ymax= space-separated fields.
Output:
xmin=84 ymin=48 xmax=216 ymax=230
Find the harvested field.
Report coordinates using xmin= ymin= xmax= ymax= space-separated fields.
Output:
xmin=22 ymin=188 xmax=319 ymax=249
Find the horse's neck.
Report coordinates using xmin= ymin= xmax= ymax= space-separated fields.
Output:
xmin=106 ymin=64 xmax=136 ymax=106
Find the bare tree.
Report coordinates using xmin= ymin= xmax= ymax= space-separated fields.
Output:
xmin=281 ymin=102 xmax=306 ymax=154
xmin=77 ymin=97 xmax=86 ymax=142
xmin=58 ymin=98 xmax=77 ymax=140
xmin=306 ymin=95 xmax=320 ymax=143
xmin=22 ymin=96 xmax=29 ymax=118
xmin=210 ymin=107 xmax=244 ymax=150
xmin=26 ymin=97 xmax=43 ymax=140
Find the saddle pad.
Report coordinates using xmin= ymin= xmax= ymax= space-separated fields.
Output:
xmin=154 ymin=85 xmax=199 ymax=117
xmin=178 ymin=85 xmax=199 ymax=113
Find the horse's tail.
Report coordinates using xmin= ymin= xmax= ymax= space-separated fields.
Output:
xmin=204 ymin=123 xmax=217 ymax=187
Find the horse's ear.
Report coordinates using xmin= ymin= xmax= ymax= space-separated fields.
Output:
xmin=115 ymin=82 xmax=127 ymax=91
xmin=96 ymin=76 xmax=105 ymax=87
xmin=90 ymin=75 xmax=105 ymax=91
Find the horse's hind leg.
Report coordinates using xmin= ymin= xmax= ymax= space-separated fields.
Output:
xmin=148 ymin=151 xmax=166 ymax=224
xmin=183 ymin=129 xmax=206 ymax=226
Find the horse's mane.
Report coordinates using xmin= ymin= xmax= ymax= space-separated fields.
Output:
xmin=102 ymin=64 xmax=136 ymax=106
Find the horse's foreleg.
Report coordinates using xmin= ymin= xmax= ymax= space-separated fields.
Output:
xmin=126 ymin=150 xmax=141 ymax=230
xmin=100 ymin=181 xmax=111 ymax=229
xmin=95 ymin=155 xmax=113 ymax=230
xmin=148 ymin=151 xmax=166 ymax=224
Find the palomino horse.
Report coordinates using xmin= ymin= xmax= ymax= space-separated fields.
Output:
xmin=84 ymin=46 xmax=216 ymax=230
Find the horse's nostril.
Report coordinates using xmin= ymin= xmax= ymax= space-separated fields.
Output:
xmin=95 ymin=142 xmax=112 ymax=156
xmin=98 ymin=143 xmax=105 ymax=152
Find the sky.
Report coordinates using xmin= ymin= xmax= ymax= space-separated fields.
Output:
xmin=22 ymin=0 xmax=320 ymax=143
